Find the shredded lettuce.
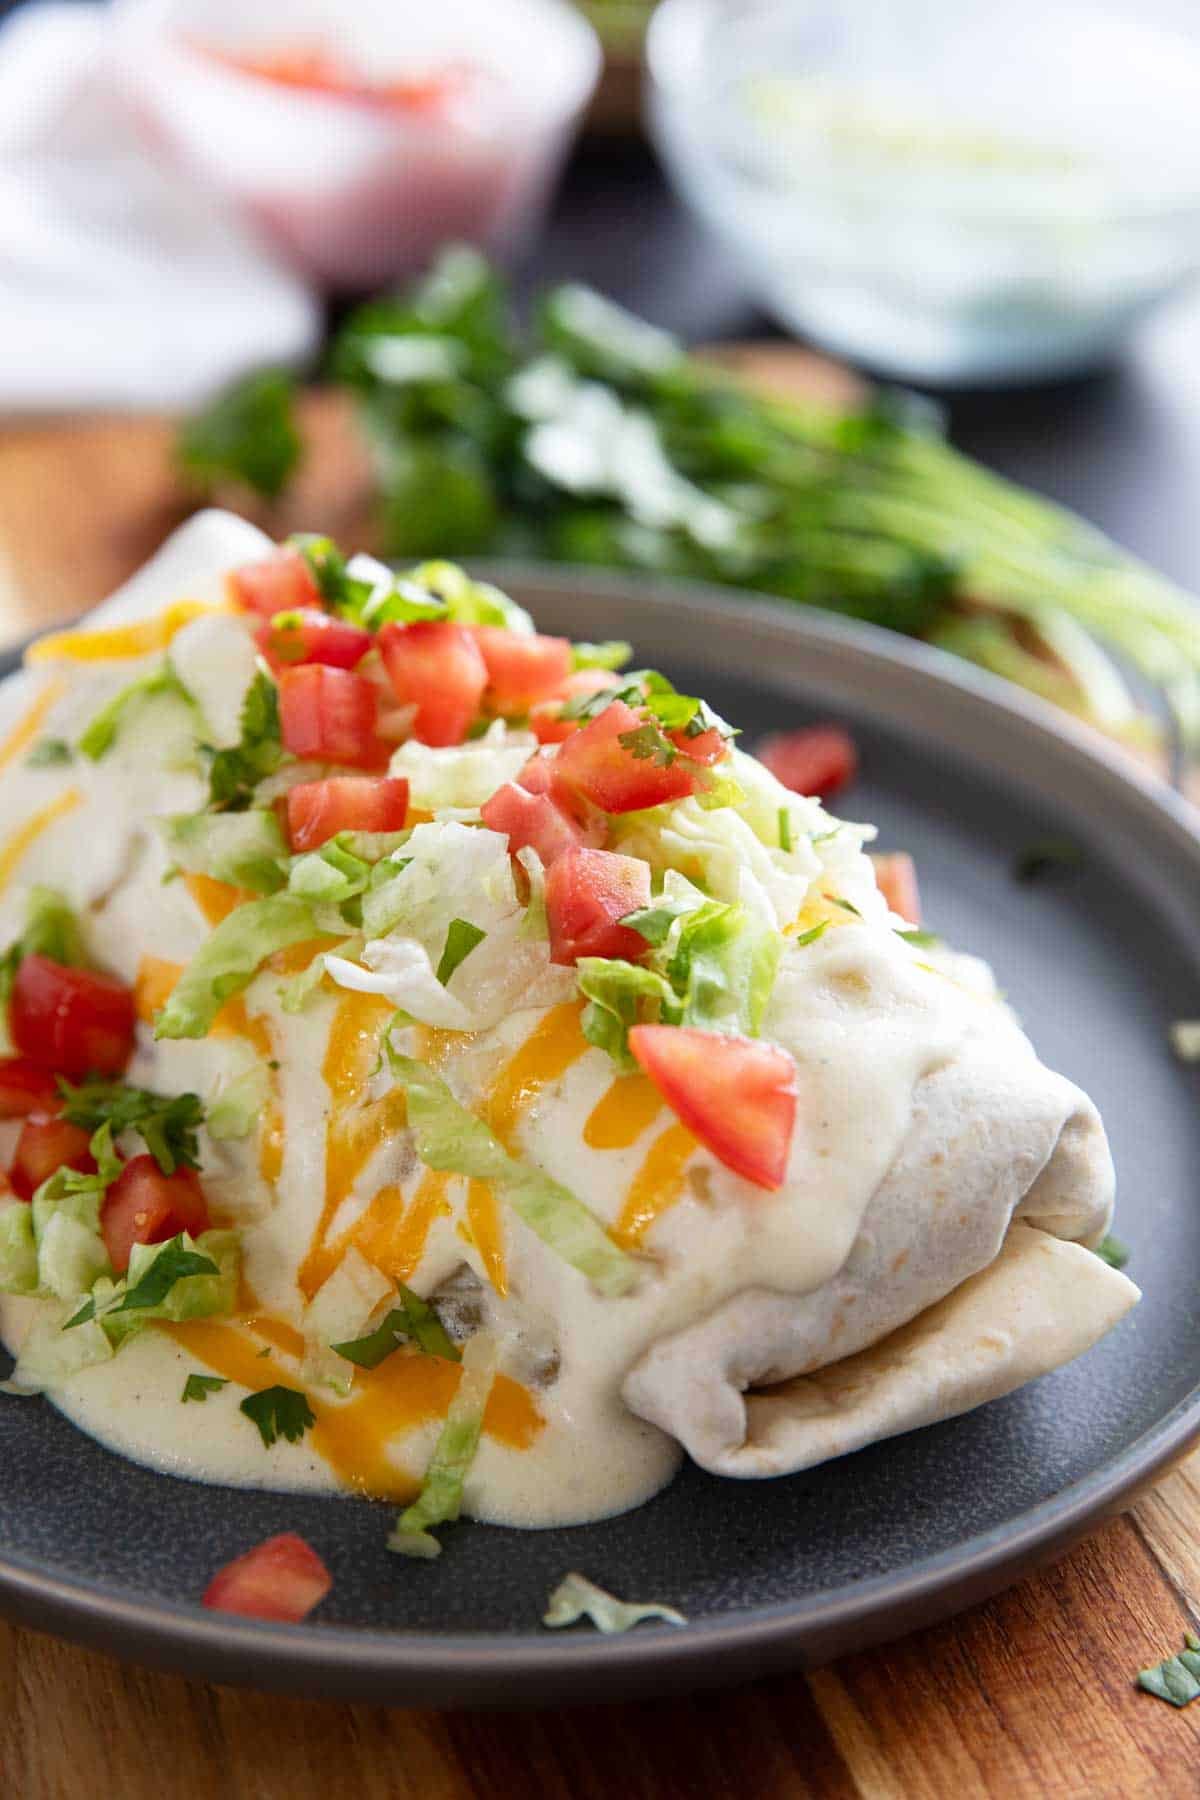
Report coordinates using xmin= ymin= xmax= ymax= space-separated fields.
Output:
xmin=388 ymin=1331 xmax=498 ymax=1558
xmin=278 ymin=936 xmax=355 ymax=1013
xmin=32 ymin=1186 xmax=110 ymax=1301
xmin=162 ymin=809 xmax=286 ymax=894
xmin=387 ymin=1051 xmax=639 ymax=1297
xmin=155 ymin=895 xmax=318 ymax=1039
xmin=9 ymin=1303 xmax=114 ymax=1391
xmin=405 ymin=561 xmax=535 ymax=634
xmin=69 ymin=1230 xmax=239 ymax=1349
xmin=388 ymin=729 xmax=534 ymax=813
xmin=577 ymin=958 xmax=675 ymax=1073
xmin=207 ymin=1064 xmax=271 ymax=1140
xmin=436 ymin=919 xmax=487 ymax=986
xmin=0 ymin=1202 xmax=39 ymax=1295
xmin=543 ymin=1571 xmax=687 ymax=1633
xmin=570 ymin=640 xmax=632 ymax=672
xmin=286 ymin=839 xmax=373 ymax=908
xmin=77 ymin=665 xmax=190 ymax=760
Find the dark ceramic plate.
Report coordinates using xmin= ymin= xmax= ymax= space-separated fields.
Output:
xmin=4 ymin=569 xmax=1200 ymax=1706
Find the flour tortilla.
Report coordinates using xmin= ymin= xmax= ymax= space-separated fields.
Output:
xmin=622 ymin=1028 xmax=1139 ymax=1477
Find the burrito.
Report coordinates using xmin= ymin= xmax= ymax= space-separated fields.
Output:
xmin=0 ymin=513 xmax=1137 ymax=1552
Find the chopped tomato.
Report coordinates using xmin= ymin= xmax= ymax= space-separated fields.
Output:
xmin=99 ymin=1154 xmax=210 ymax=1275
xmin=530 ymin=670 xmax=620 ymax=744
xmin=545 ymin=848 xmax=651 ymax=966
xmin=668 ymin=724 xmax=727 ymax=767
xmin=278 ymin=665 xmax=385 ymax=768
xmin=0 ymin=1058 xmax=61 ymax=1119
xmin=255 ymin=609 xmax=371 ymax=672
xmin=480 ymin=783 xmax=597 ymax=869
xmin=871 ymin=852 xmax=921 ymax=924
xmin=10 ymin=955 xmax=136 ymax=1080
xmin=286 ymin=776 xmax=410 ymax=851
xmin=629 ymin=1024 xmax=797 ymax=1191
xmin=552 ymin=700 xmax=704 ymax=815
xmin=472 ymin=628 xmax=573 ymax=714
xmin=377 ymin=620 xmax=487 ymax=747
xmin=756 ymin=725 xmax=858 ymax=799
xmin=10 ymin=1115 xmax=96 ymax=1202
xmin=229 ymin=550 xmax=323 ymax=619
xmin=516 ymin=751 xmax=555 ymax=795
xmin=202 ymin=1532 xmax=332 ymax=1624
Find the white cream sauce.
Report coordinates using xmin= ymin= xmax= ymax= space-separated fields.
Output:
xmin=0 ymin=570 xmax=1004 ymax=1529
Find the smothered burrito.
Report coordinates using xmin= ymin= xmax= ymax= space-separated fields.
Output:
xmin=0 ymin=514 xmax=1137 ymax=1555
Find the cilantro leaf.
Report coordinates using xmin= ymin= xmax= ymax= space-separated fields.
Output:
xmin=26 ymin=738 xmax=73 ymax=768
xmin=56 ymin=1080 xmax=204 ymax=1175
xmin=204 ymin=669 xmax=283 ymax=811
xmin=1138 ymin=1637 xmax=1200 ymax=1706
xmin=240 ymin=1384 xmax=316 ymax=1448
xmin=435 ymin=919 xmax=487 ymax=986
xmin=178 ymin=369 xmax=300 ymax=500
xmin=106 ymin=1237 xmax=219 ymax=1315
xmin=1013 ymin=839 xmax=1083 ymax=883
xmin=1095 ymin=1233 xmax=1130 ymax=1270
xmin=618 ymin=722 xmax=678 ymax=767
xmin=332 ymin=1285 xmax=460 ymax=1370
xmin=182 ymin=1373 xmax=228 ymax=1403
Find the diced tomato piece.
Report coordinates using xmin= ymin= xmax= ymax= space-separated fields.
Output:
xmin=377 ymin=620 xmax=487 ymax=747
xmin=629 ymin=1024 xmax=797 ymax=1190
xmin=545 ymin=848 xmax=651 ymax=966
xmin=99 ymin=1154 xmax=210 ymax=1275
xmin=871 ymin=852 xmax=921 ymax=924
xmin=229 ymin=550 xmax=323 ymax=619
xmin=516 ymin=751 xmax=554 ymax=795
xmin=757 ymin=725 xmax=858 ymax=800
xmin=552 ymin=700 xmax=704 ymax=816
xmin=667 ymin=724 xmax=727 ymax=767
xmin=9 ymin=1116 xmax=96 ymax=1202
xmin=472 ymin=628 xmax=572 ymax=714
xmin=480 ymin=783 xmax=595 ymax=868
xmin=202 ymin=1533 xmax=332 ymax=1624
xmin=10 ymin=955 xmax=136 ymax=1080
xmin=255 ymin=609 xmax=371 ymax=672
xmin=286 ymin=776 xmax=410 ymax=852
xmin=530 ymin=670 xmax=621 ymax=744
xmin=278 ymin=665 xmax=385 ymax=768
xmin=0 ymin=1058 xmax=62 ymax=1119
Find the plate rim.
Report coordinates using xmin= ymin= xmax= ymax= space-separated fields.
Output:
xmin=4 ymin=563 xmax=1200 ymax=1704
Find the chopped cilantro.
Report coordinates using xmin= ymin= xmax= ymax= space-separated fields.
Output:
xmin=25 ymin=738 xmax=72 ymax=768
xmin=240 ymin=1384 xmax=316 ymax=1449
xmin=204 ymin=669 xmax=283 ymax=811
xmin=1013 ymin=839 xmax=1083 ymax=883
xmin=56 ymin=1079 xmax=204 ymax=1175
xmin=332 ymin=1285 xmax=460 ymax=1370
xmin=106 ymin=1238 xmax=219 ymax=1316
xmin=618 ymin=722 xmax=678 ymax=767
xmin=1095 ymin=1233 xmax=1130 ymax=1270
xmin=435 ymin=919 xmax=487 ymax=987
xmin=182 ymin=1373 xmax=229 ymax=1403
xmin=1138 ymin=1636 xmax=1200 ymax=1707
xmin=178 ymin=369 xmax=300 ymax=500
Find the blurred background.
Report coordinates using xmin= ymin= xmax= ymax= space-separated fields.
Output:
xmin=2 ymin=0 xmax=1200 ymax=772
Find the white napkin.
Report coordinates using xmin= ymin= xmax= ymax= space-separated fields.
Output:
xmin=0 ymin=2 xmax=321 ymax=413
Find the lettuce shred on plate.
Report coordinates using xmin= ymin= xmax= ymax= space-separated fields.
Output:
xmin=0 ymin=517 xmax=1138 ymax=1600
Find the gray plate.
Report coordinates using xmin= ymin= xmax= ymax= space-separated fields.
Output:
xmin=3 ymin=567 xmax=1200 ymax=1707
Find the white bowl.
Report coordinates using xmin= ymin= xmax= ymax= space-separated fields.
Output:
xmin=115 ymin=0 xmax=600 ymax=292
xmin=647 ymin=0 xmax=1200 ymax=386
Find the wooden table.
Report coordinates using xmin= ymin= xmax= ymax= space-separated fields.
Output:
xmin=1 ymin=403 xmax=1199 ymax=1799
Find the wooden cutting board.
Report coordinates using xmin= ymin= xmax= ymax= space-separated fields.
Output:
xmin=1 ymin=366 xmax=1199 ymax=1798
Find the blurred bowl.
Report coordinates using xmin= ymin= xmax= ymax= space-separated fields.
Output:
xmin=116 ymin=0 xmax=600 ymax=293
xmin=646 ymin=0 xmax=1200 ymax=385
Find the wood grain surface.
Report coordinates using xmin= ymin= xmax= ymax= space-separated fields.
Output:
xmin=1 ymin=386 xmax=1198 ymax=1798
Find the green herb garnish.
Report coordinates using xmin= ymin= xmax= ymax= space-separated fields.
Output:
xmin=1138 ymin=1635 xmax=1200 ymax=1707
xmin=56 ymin=1080 xmax=204 ymax=1175
xmin=240 ymin=1385 xmax=316 ymax=1449
xmin=1013 ymin=839 xmax=1083 ymax=883
xmin=332 ymin=1285 xmax=460 ymax=1370
xmin=178 ymin=369 xmax=301 ymax=500
xmin=1095 ymin=1233 xmax=1130 ymax=1270
xmin=435 ymin=919 xmax=487 ymax=987
xmin=106 ymin=1238 xmax=219 ymax=1316
xmin=181 ymin=1373 xmax=229 ymax=1403
xmin=204 ymin=669 xmax=283 ymax=811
